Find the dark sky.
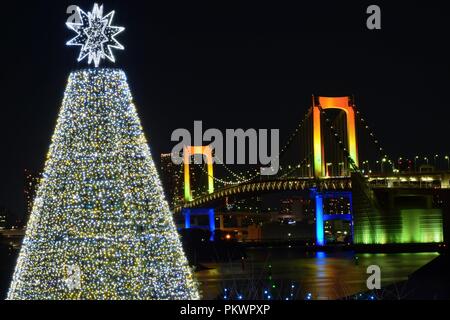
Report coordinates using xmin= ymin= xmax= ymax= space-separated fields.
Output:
xmin=1 ymin=0 xmax=449 ymax=219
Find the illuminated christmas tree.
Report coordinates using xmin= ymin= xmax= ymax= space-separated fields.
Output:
xmin=8 ymin=4 xmax=199 ymax=300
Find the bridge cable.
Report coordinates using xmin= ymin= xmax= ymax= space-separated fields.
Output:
xmin=192 ymin=110 xmax=313 ymax=185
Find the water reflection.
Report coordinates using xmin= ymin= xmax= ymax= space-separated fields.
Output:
xmin=196 ymin=248 xmax=438 ymax=300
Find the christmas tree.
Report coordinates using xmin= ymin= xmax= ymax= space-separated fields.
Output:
xmin=8 ymin=4 xmax=199 ymax=300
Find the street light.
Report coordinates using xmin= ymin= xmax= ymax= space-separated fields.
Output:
xmin=434 ymin=154 xmax=439 ymax=168
xmin=414 ymin=156 xmax=419 ymax=172
xmin=424 ymin=157 xmax=429 ymax=165
xmin=381 ymin=158 xmax=387 ymax=173
xmin=445 ymin=156 xmax=449 ymax=170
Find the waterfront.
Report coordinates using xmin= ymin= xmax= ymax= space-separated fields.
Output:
xmin=192 ymin=248 xmax=437 ymax=299
xmin=0 ymin=244 xmax=440 ymax=300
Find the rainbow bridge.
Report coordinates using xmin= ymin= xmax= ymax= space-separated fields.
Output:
xmin=172 ymin=96 xmax=450 ymax=246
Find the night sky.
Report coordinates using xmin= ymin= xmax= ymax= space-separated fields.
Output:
xmin=1 ymin=0 xmax=449 ymax=220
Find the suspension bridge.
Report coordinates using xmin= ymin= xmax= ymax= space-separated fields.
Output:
xmin=171 ymin=96 xmax=450 ymax=246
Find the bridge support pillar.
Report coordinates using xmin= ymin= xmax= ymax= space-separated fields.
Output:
xmin=182 ymin=208 xmax=216 ymax=241
xmin=184 ymin=209 xmax=191 ymax=229
xmin=312 ymin=190 xmax=325 ymax=246
xmin=312 ymin=189 xmax=354 ymax=246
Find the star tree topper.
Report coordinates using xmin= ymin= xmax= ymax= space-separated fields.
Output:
xmin=66 ymin=3 xmax=125 ymax=67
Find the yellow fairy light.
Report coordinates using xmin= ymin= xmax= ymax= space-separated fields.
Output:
xmin=7 ymin=68 xmax=199 ymax=300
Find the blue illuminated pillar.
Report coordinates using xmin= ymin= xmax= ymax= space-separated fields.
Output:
xmin=183 ymin=209 xmax=191 ymax=229
xmin=315 ymin=192 xmax=325 ymax=246
xmin=208 ymin=208 xmax=215 ymax=241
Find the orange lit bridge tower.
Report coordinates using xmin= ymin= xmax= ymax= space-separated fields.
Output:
xmin=311 ymin=96 xmax=358 ymax=246
xmin=312 ymin=96 xmax=359 ymax=177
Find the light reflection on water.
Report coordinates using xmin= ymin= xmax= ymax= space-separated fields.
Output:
xmin=196 ymin=248 xmax=439 ymax=300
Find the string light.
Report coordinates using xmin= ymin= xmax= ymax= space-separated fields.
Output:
xmin=320 ymin=108 xmax=359 ymax=171
xmin=355 ymin=109 xmax=391 ymax=163
xmin=191 ymin=109 xmax=313 ymax=186
xmin=8 ymin=69 xmax=199 ymax=300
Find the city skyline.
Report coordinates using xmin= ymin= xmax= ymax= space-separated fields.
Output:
xmin=1 ymin=1 xmax=450 ymax=221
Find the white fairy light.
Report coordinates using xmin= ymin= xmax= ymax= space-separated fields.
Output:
xmin=7 ymin=69 xmax=200 ymax=300
xmin=66 ymin=3 xmax=125 ymax=67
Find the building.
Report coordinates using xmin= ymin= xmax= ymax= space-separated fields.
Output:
xmin=160 ymin=152 xmax=212 ymax=210
xmin=24 ymin=169 xmax=41 ymax=225
xmin=278 ymin=197 xmax=314 ymax=223
xmin=0 ymin=206 xmax=7 ymax=229
xmin=226 ymin=196 xmax=261 ymax=213
xmin=280 ymin=197 xmax=304 ymax=216
xmin=160 ymin=153 xmax=184 ymax=209
xmin=323 ymin=196 xmax=352 ymax=242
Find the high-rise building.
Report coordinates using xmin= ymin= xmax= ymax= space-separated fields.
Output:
xmin=24 ymin=169 xmax=40 ymax=217
xmin=228 ymin=196 xmax=261 ymax=213
xmin=323 ymin=196 xmax=352 ymax=242
xmin=0 ymin=206 xmax=7 ymax=229
xmin=279 ymin=197 xmax=309 ymax=222
xmin=160 ymin=153 xmax=184 ymax=209
xmin=324 ymin=196 xmax=351 ymax=215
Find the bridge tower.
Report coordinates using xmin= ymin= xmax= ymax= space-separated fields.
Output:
xmin=182 ymin=146 xmax=216 ymax=240
xmin=312 ymin=96 xmax=359 ymax=178
xmin=310 ymin=97 xmax=358 ymax=245
xmin=183 ymin=145 xmax=214 ymax=202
